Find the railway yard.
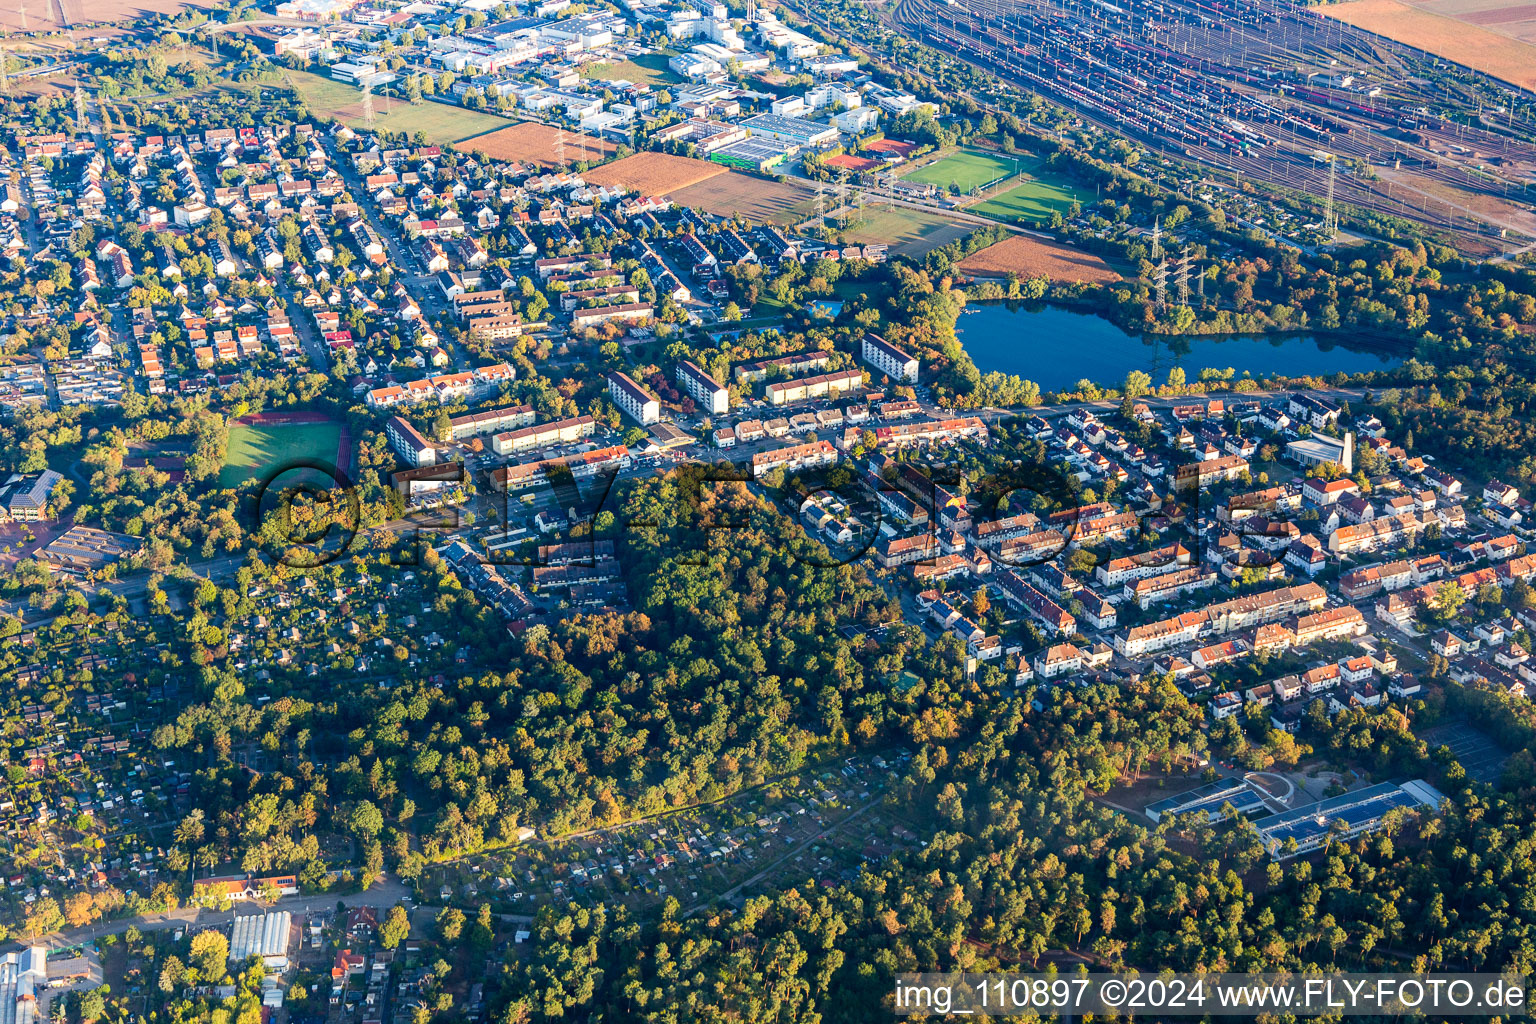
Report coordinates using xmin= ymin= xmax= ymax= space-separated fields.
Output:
xmin=886 ymin=0 xmax=1536 ymax=251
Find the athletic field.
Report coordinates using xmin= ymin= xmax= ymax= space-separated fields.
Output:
xmin=901 ymin=149 xmax=1021 ymax=192
xmin=971 ymin=164 xmax=1093 ymax=224
xmin=221 ymin=415 xmax=346 ymax=489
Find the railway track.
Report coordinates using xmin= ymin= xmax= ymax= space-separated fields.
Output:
xmin=882 ymin=0 xmax=1536 ymax=245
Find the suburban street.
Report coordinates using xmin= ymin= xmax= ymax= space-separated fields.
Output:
xmin=4 ymin=875 xmax=415 ymax=954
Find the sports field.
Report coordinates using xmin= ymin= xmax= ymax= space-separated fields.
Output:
xmin=283 ymin=70 xmax=514 ymax=145
xmin=221 ymin=417 xmax=345 ymax=489
xmin=901 ymin=149 xmax=1021 ymax=192
xmin=842 ymin=206 xmax=973 ymax=256
xmin=971 ymin=167 xmax=1093 ymax=224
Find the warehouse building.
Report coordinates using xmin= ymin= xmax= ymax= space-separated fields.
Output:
xmin=739 ymin=113 xmax=839 ymax=147
xmin=229 ymin=911 xmax=294 ymax=971
xmin=709 ymin=136 xmax=796 ymax=172
xmin=0 ymin=947 xmax=46 ymax=1024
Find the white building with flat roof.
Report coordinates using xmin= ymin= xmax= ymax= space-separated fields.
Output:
xmin=387 ymin=415 xmax=437 ymax=468
xmin=861 ymin=333 xmax=918 ymax=382
xmin=608 ymin=371 xmax=660 ymax=425
xmin=676 ymin=360 xmax=729 ymax=415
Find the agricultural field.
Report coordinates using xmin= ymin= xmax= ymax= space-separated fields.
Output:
xmin=583 ymin=152 xmax=724 ymax=194
xmin=841 ymin=205 xmax=973 ymax=256
xmin=956 ymin=234 xmax=1122 ymax=284
xmin=1315 ymin=0 xmax=1536 ymax=90
xmin=667 ymin=172 xmax=820 ymax=225
xmin=220 ymin=416 xmax=345 ymax=489
xmin=969 ymin=162 xmax=1093 ymax=224
xmin=283 ymin=70 xmax=513 ymax=145
xmin=0 ymin=0 xmax=208 ymax=32
xmin=464 ymin=120 xmax=619 ymax=167
xmin=901 ymin=148 xmax=1021 ymax=192
xmin=579 ymin=52 xmax=680 ymax=87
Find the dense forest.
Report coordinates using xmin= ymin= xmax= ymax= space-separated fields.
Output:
xmin=490 ymin=680 xmax=1536 ymax=1023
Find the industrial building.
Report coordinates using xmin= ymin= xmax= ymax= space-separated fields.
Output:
xmin=229 ymin=911 xmax=294 ymax=970
xmin=0 ymin=947 xmax=46 ymax=1024
xmin=739 ymin=113 xmax=839 ymax=147
xmin=709 ymin=136 xmax=796 ymax=171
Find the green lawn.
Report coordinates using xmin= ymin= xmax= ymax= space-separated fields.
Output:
xmin=970 ymin=168 xmax=1093 ymax=224
xmin=282 ymin=70 xmax=514 ymax=145
xmin=901 ymin=148 xmax=1022 ymax=192
xmin=579 ymin=52 xmax=680 ymax=87
xmin=221 ymin=420 xmax=343 ymax=489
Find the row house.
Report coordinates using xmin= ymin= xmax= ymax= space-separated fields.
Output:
xmin=992 ymin=569 xmax=1076 ymax=636
xmin=875 ymin=533 xmax=939 ymax=568
xmin=1302 ymin=476 xmax=1358 ymax=507
xmin=751 ymin=439 xmax=838 ymax=480
xmin=491 ymin=415 xmax=596 ymax=457
xmin=994 ymin=529 xmax=1067 ymax=565
xmin=974 ymin=513 xmax=1042 ymax=550
xmin=490 ymin=445 xmax=629 ymax=493
xmin=572 ymin=302 xmax=653 ymax=327
xmin=734 ymin=350 xmax=831 ymax=383
xmin=1096 ymin=543 xmax=1191 ymax=587
xmin=450 ymin=404 xmax=536 ymax=441
xmin=560 ymin=285 xmax=641 ymax=312
xmin=1193 ymin=638 xmax=1249 ymax=671
xmin=1328 ymin=509 xmax=1430 ymax=555
xmin=1179 ymin=454 xmax=1249 ymax=490
xmin=867 ymin=417 xmax=990 ymax=450
xmin=1291 ymin=606 xmax=1367 ymax=645
xmin=1127 ymin=567 xmax=1219 ymax=609
xmin=1117 ymin=583 xmax=1326 ymax=658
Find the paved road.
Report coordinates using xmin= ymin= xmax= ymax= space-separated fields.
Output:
xmin=6 ymin=876 xmax=414 ymax=954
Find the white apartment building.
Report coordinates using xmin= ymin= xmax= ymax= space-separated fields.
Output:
xmin=608 ymin=371 xmax=660 ymax=425
xmin=676 ymin=360 xmax=729 ymax=415
xmin=861 ymin=333 xmax=918 ymax=383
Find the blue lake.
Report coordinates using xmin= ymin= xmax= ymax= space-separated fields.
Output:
xmin=955 ymin=303 xmax=1408 ymax=392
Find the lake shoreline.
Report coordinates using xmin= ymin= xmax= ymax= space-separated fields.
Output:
xmin=956 ymin=301 xmax=1408 ymax=392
